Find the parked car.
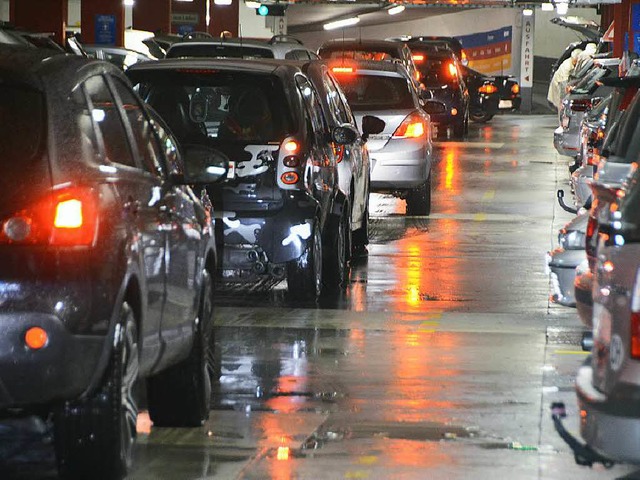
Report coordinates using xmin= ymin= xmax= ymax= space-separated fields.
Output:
xmin=462 ymin=65 xmax=521 ymax=123
xmin=0 ymin=46 xmax=226 ymax=478
xmin=388 ymin=35 xmax=468 ymax=66
xmin=330 ymin=60 xmax=433 ymax=215
xmin=401 ymin=42 xmax=470 ymax=138
xmin=127 ymin=58 xmax=381 ymax=297
xmin=549 ymin=16 xmax=606 ymax=81
xmin=83 ymin=44 xmax=155 ymax=70
xmin=166 ymin=35 xmax=318 ymax=61
xmin=318 ymin=38 xmax=422 ymax=92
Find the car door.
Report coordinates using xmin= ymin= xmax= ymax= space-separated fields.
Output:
xmin=111 ymin=77 xmax=202 ymax=368
xmin=86 ymin=73 xmax=167 ymax=374
xmin=294 ymin=75 xmax=337 ymax=226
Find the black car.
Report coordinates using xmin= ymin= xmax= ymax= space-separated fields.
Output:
xmin=127 ymin=58 xmax=381 ymax=297
xmin=407 ymin=43 xmax=470 ymax=138
xmin=463 ymin=65 xmax=521 ymax=122
xmin=390 ymin=35 xmax=468 ymax=67
xmin=0 ymin=46 xmax=226 ymax=478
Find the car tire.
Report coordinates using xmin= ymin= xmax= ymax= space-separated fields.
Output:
xmin=406 ymin=175 xmax=432 ymax=216
xmin=287 ymin=221 xmax=322 ymax=299
xmin=470 ymin=111 xmax=493 ymax=123
xmin=324 ymin=208 xmax=351 ymax=291
xmin=352 ymin=204 xmax=369 ymax=254
xmin=54 ymin=302 xmax=139 ymax=480
xmin=146 ymin=271 xmax=214 ymax=428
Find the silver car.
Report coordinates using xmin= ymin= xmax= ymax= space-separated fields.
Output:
xmin=330 ymin=60 xmax=433 ymax=215
xmin=547 ymin=213 xmax=587 ymax=307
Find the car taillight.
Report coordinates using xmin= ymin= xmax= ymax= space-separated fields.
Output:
xmin=478 ymin=83 xmax=497 ymax=94
xmin=511 ymin=84 xmax=520 ymax=95
xmin=448 ymin=62 xmax=457 ymax=78
xmin=278 ymin=137 xmax=303 ymax=189
xmin=570 ymin=99 xmax=592 ymax=112
xmin=332 ymin=66 xmax=354 ymax=74
xmin=0 ymin=187 xmax=98 ymax=246
xmin=412 ymin=54 xmax=425 ymax=63
xmin=392 ymin=112 xmax=427 ymax=139
xmin=631 ymin=269 xmax=640 ymax=358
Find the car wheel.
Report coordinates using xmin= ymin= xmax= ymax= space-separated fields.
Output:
xmin=287 ymin=221 xmax=322 ymax=299
xmin=406 ymin=174 xmax=432 ymax=216
xmin=147 ymin=270 xmax=214 ymax=427
xmin=352 ymin=203 xmax=369 ymax=254
xmin=470 ymin=111 xmax=493 ymax=123
xmin=324 ymin=208 xmax=351 ymax=291
xmin=54 ymin=302 xmax=139 ymax=480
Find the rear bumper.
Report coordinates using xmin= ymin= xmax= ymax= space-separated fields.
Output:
xmin=370 ymin=139 xmax=431 ymax=191
xmin=547 ymin=248 xmax=585 ymax=307
xmin=575 ymin=271 xmax=593 ymax=329
xmin=0 ymin=312 xmax=104 ymax=410
xmin=554 ymin=126 xmax=580 ymax=157
xmin=576 ymin=364 xmax=640 ymax=463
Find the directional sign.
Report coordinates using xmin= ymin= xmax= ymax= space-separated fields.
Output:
xmin=519 ymin=16 xmax=534 ymax=88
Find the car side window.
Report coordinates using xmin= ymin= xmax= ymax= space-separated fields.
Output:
xmin=323 ymin=72 xmax=353 ymax=125
xmin=295 ymin=76 xmax=328 ymax=135
xmin=285 ymin=49 xmax=311 ymax=61
xmin=109 ymin=76 xmax=165 ymax=176
xmin=70 ymin=85 xmax=103 ymax=161
xmin=83 ymin=75 xmax=136 ymax=168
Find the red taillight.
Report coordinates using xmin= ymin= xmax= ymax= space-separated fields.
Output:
xmin=283 ymin=140 xmax=300 ymax=154
xmin=412 ymin=54 xmax=425 ymax=63
xmin=478 ymin=83 xmax=497 ymax=94
xmin=632 ymin=312 xmax=640 ymax=359
xmin=281 ymin=172 xmax=299 ymax=185
xmin=570 ymin=99 xmax=592 ymax=112
xmin=332 ymin=66 xmax=354 ymax=74
xmin=332 ymin=143 xmax=344 ymax=163
xmin=448 ymin=62 xmax=457 ymax=78
xmin=511 ymin=84 xmax=520 ymax=95
xmin=0 ymin=187 xmax=98 ymax=246
xmin=392 ymin=113 xmax=427 ymax=139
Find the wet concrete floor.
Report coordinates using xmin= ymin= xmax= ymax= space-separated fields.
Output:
xmin=3 ymin=115 xmax=639 ymax=479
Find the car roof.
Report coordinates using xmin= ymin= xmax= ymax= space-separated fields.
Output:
xmin=127 ymin=56 xmax=302 ymax=76
xmin=319 ymin=38 xmax=406 ymax=52
xmin=167 ymin=37 xmax=314 ymax=58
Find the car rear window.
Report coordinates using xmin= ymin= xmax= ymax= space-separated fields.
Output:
xmin=412 ymin=53 xmax=459 ymax=87
xmin=0 ymin=84 xmax=45 ymax=162
xmin=319 ymin=49 xmax=398 ymax=62
xmin=333 ymin=74 xmax=414 ymax=111
xmin=130 ymin=70 xmax=293 ymax=145
xmin=166 ymin=44 xmax=275 ymax=59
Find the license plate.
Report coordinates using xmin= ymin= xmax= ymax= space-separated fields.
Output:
xmin=498 ymin=100 xmax=512 ymax=109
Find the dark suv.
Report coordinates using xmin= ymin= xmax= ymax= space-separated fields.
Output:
xmin=128 ymin=58 xmax=380 ymax=297
xmin=0 ymin=46 xmax=226 ymax=478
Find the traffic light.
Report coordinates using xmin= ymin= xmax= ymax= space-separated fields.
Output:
xmin=256 ymin=4 xmax=287 ymax=16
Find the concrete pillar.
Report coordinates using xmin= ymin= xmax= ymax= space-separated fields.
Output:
xmin=210 ymin=0 xmax=239 ymax=38
xmin=613 ymin=0 xmax=631 ymax=57
xmin=12 ymin=0 xmax=67 ymax=45
xmin=81 ymin=0 xmax=124 ymax=47
xmin=172 ymin=0 xmax=206 ymax=36
xmin=133 ymin=0 xmax=171 ymax=35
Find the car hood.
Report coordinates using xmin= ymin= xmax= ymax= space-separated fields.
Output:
xmin=550 ymin=16 xmax=601 ymax=42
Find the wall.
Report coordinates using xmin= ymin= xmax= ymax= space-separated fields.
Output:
xmin=1 ymin=0 xmax=9 ymax=21
xmin=239 ymin=3 xmax=274 ymax=39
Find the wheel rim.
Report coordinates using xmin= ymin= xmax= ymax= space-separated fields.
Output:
xmin=337 ymin=216 xmax=346 ymax=284
xmin=120 ymin=315 xmax=139 ymax=469
xmin=313 ymin=227 xmax=322 ymax=297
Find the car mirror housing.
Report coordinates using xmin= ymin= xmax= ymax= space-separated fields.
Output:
xmin=178 ymin=144 xmax=229 ymax=184
xmin=361 ymin=115 xmax=385 ymax=142
xmin=332 ymin=124 xmax=359 ymax=145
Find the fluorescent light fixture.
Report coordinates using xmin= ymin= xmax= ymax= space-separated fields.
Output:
xmin=323 ymin=16 xmax=360 ymax=30
xmin=123 ymin=0 xmax=134 ymax=5
xmin=556 ymin=2 xmax=569 ymax=14
xmin=246 ymin=1 xmax=261 ymax=7
xmin=522 ymin=8 xmax=533 ymax=16
xmin=541 ymin=2 xmax=554 ymax=10
xmin=388 ymin=5 xmax=405 ymax=15
xmin=214 ymin=0 xmax=232 ymax=4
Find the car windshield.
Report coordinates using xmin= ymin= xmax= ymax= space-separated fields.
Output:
xmin=0 ymin=84 xmax=45 ymax=163
xmin=130 ymin=70 xmax=293 ymax=145
xmin=167 ymin=44 xmax=274 ymax=59
xmin=320 ymin=49 xmax=398 ymax=62
xmin=333 ymin=74 xmax=414 ymax=111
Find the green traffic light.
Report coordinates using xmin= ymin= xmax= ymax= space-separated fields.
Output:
xmin=258 ymin=5 xmax=269 ymax=16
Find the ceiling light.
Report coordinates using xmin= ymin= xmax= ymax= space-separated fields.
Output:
xmin=214 ymin=0 xmax=232 ymax=4
xmin=541 ymin=3 xmax=554 ymax=10
xmin=522 ymin=8 xmax=533 ymax=16
xmin=246 ymin=1 xmax=261 ymax=7
xmin=123 ymin=0 xmax=134 ymax=5
xmin=323 ymin=17 xmax=360 ymax=30
xmin=388 ymin=5 xmax=405 ymax=15
xmin=556 ymin=2 xmax=569 ymax=15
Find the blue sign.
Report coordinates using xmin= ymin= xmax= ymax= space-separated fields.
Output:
xmin=95 ymin=14 xmax=116 ymax=46
xmin=633 ymin=3 xmax=640 ymax=31
xmin=177 ymin=24 xmax=195 ymax=36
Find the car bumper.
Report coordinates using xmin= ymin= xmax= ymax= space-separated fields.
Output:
xmin=571 ymin=165 xmax=594 ymax=209
xmin=0 ymin=312 xmax=104 ymax=410
xmin=547 ymin=248 xmax=586 ymax=307
xmin=575 ymin=270 xmax=593 ymax=329
xmin=369 ymin=138 xmax=431 ymax=191
xmin=554 ymin=126 xmax=580 ymax=157
xmin=576 ymin=364 xmax=640 ymax=463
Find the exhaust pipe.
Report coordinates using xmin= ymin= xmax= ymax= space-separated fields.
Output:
xmin=253 ymin=261 xmax=266 ymax=274
xmin=270 ymin=265 xmax=285 ymax=279
xmin=247 ymin=250 xmax=259 ymax=262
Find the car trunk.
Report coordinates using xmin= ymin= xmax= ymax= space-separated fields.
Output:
xmin=353 ymin=110 xmax=413 ymax=152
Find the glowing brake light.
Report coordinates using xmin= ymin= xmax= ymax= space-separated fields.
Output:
xmin=412 ymin=54 xmax=425 ymax=63
xmin=448 ymin=62 xmax=457 ymax=77
xmin=393 ymin=112 xmax=427 ymax=139
xmin=511 ymin=83 xmax=520 ymax=94
xmin=332 ymin=66 xmax=354 ymax=74
xmin=25 ymin=327 xmax=48 ymax=350
xmin=54 ymin=199 xmax=83 ymax=229
xmin=478 ymin=83 xmax=498 ymax=94
xmin=284 ymin=140 xmax=300 ymax=153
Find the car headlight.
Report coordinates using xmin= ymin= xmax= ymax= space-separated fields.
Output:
xmin=558 ymin=229 xmax=586 ymax=250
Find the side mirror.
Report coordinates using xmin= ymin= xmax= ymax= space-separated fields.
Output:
xmin=332 ymin=124 xmax=359 ymax=145
xmin=361 ymin=115 xmax=385 ymax=142
xmin=178 ymin=144 xmax=229 ymax=184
